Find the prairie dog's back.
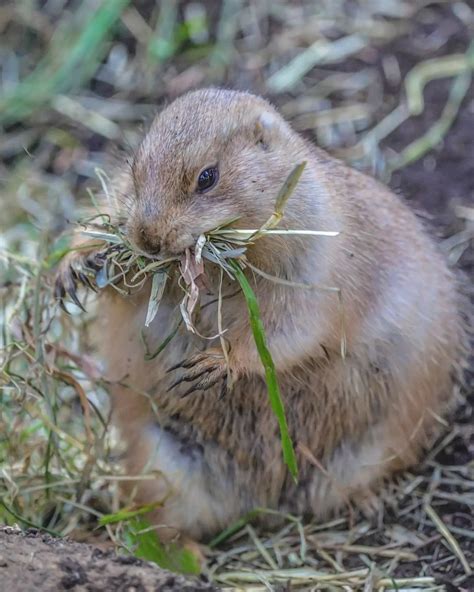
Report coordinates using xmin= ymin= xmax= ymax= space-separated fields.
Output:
xmin=309 ymin=149 xmax=462 ymax=349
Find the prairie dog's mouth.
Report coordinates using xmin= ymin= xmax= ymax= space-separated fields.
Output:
xmin=145 ymin=238 xmax=199 ymax=262
xmin=128 ymin=217 xmax=246 ymax=261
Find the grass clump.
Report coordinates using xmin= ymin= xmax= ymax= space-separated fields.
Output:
xmin=0 ymin=234 xmax=113 ymax=537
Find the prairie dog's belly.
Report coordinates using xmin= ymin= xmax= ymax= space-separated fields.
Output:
xmin=144 ymin=422 xmax=204 ymax=484
xmin=133 ymin=423 xmax=250 ymax=538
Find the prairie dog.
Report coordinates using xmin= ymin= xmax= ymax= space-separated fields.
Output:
xmin=57 ymin=89 xmax=466 ymax=543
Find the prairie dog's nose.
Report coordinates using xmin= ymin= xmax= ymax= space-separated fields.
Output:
xmin=138 ymin=226 xmax=161 ymax=255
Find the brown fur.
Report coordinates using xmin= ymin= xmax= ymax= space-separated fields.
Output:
xmin=57 ymin=89 xmax=467 ymax=542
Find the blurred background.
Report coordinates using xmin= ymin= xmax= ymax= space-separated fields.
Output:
xmin=1 ymin=0 xmax=473 ymax=246
xmin=0 ymin=0 xmax=473 ymax=586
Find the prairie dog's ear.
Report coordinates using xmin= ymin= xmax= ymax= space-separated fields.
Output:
xmin=253 ymin=110 xmax=285 ymax=149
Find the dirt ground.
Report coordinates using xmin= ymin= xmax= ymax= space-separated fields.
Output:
xmin=0 ymin=526 xmax=217 ymax=592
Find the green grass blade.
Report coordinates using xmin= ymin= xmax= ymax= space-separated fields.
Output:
xmin=123 ymin=517 xmax=200 ymax=575
xmin=274 ymin=161 xmax=307 ymax=217
xmin=98 ymin=501 xmax=162 ymax=525
xmin=143 ymin=318 xmax=183 ymax=360
xmin=0 ymin=0 xmax=131 ymax=125
xmin=0 ymin=499 xmax=60 ymax=537
xmin=254 ymin=161 xmax=307 ymax=238
xmin=230 ymin=261 xmax=298 ymax=482
xmin=209 ymin=508 xmax=261 ymax=548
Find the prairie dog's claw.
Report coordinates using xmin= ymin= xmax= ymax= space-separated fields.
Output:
xmin=55 ymin=251 xmax=103 ymax=312
xmin=167 ymin=348 xmax=229 ymax=397
xmin=85 ymin=251 xmax=106 ymax=272
xmin=55 ymin=264 xmax=84 ymax=312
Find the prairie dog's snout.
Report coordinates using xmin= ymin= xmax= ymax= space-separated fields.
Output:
xmin=136 ymin=223 xmax=161 ymax=255
xmin=133 ymin=223 xmax=193 ymax=258
xmin=128 ymin=208 xmax=196 ymax=257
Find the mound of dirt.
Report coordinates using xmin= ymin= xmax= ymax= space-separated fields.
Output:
xmin=0 ymin=526 xmax=218 ymax=592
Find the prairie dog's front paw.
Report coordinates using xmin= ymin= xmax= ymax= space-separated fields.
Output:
xmin=55 ymin=250 xmax=104 ymax=311
xmin=167 ymin=347 xmax=229 ymax=397
xmin=353 ymin=488 xmax=383 ymax=521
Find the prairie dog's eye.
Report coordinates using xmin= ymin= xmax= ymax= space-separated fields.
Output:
xmin=197 ymin=167 xmax=219 ymax=193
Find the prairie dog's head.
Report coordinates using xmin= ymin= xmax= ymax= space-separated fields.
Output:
xmin=125 ymin=88 xmax=309 ymax=257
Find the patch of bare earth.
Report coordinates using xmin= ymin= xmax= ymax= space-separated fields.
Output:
xmin=0 ymin=526 xmax=217 ymax=592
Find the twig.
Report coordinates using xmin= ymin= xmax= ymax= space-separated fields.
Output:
xmin=424 ymin=503 xmax=472 ymax=576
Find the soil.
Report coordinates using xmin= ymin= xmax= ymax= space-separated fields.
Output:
xmin=384 ymin=89 xmax=474 ymax=584
xmin=385 ymin=24 xmax=474 ymax=271
xmin=0 ymin=526 xmax=217 ymax=592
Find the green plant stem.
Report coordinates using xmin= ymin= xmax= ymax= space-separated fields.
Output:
xmin=0 ymin=499 xmax=60 ymax=537
xmin=230 ymin=261 xmax=298 ymax=482
xmin=0 ymin=0 xmax=131 ymax=125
